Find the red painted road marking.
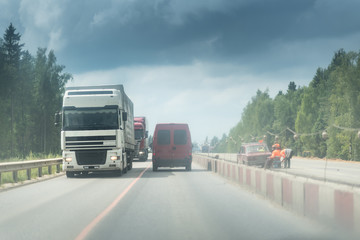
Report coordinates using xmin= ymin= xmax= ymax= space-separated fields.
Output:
xmin=266 ymin=173 xmax=274 ymax=200
xmin=238 ymin=166 xmax=243 ymax=184
xmin=255 ymin=171 xmax=261 ymax=192
xmin=232 ymin=165 xmax=236 ymax=181
xmin=246 ymin=169 xmax=251 ymax=186
xmin=282 ymin=178 xmax=292 ymax=206
xmin=75 ymin=164 xmax=151 ymax=240
xmin=304 ymin=183 xmax=319 ymax=219
xmin=334 ymin=190 xmax=354 ymax=230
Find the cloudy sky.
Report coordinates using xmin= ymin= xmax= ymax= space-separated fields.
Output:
xmin=1 ymin=0 xmax=360 ymax=144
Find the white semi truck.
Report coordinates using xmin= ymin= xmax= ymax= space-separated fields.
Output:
xmin=57 ymin=85 xmax=135 ymax=177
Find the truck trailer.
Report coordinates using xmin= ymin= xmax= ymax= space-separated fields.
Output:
xmin=58 ymin=85 xmax=135 ymax=177
xmin=134 ymin=116 xmax=148 ymax=161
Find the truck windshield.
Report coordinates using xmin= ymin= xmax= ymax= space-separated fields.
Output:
xmin=63 ymin=107 xmax=118 ymax=130
xmin=135 ymin=129 xmax=144 ymax=140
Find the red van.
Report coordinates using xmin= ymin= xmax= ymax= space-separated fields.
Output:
xmin=152 ymin=123 xmax=192 ymax=171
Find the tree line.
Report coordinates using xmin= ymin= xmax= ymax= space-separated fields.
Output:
xmin=0 ymin=23 xmax=72 ymax=160
xmin=212 ymin=49 xmax=360 ymax=161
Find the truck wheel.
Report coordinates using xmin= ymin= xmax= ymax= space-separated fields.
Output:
xmin=123 ymin=161 xmax=128 ymax=174
xmin=144 ymin=150 xmax=148 ymax=161
xmin=128 ymin=158 xmax=133 ymax=170
xmin=66 ymin=172 xmax=75 ymax=178
xmin=118 ymin=167 xmax=123 ymax=176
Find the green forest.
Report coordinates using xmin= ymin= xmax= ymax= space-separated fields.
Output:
xmin=212 ymin=49 xmax=360 ymax=161
xmin=0 ymin=23 xmax=72 ymax=160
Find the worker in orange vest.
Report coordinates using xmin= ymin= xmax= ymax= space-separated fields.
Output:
xmin=271 ymin=143 xmax=282 ymax=158
xmin=265 ymin=143 xmax=282 ymax=169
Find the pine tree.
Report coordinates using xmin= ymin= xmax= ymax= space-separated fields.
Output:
xmin=2 ymin=23 xmax=24 ymax=157
xmin=3 ymin=23 xmax=24 ymax=68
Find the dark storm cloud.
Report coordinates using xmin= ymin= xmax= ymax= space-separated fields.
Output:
xmin=57 ymin=0 xmax=324 ymax=72
xmin=2 ymin=0 xmax=360 ymax=73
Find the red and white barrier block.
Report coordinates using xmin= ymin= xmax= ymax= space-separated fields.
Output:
xmin=193 ymin=154 xmax=360 ymax=236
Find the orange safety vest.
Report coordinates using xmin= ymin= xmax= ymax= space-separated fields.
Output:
xmin=280 ymin=149 xmax=286 ymax=158
xmin=270 ymin=149 xmax=282 ymax=159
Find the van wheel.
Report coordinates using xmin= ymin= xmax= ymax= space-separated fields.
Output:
xmin=153 ymin=163 xmax=158 ymax=171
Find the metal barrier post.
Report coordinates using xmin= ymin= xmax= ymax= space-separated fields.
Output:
xmin=13 ymin=171 xmax=18 ymax=183
xmin=27 ymin=169 xmax=31 ymax=180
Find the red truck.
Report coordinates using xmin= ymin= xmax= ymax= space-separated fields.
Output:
xmin=134 ymin=116 xmax=149 ymax=161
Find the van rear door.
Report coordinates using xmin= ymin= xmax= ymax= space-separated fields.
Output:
xmin=156 ymin=129 xmax=172 ymax=160
xmin=172 ymin=129 xmax=189 ymax=160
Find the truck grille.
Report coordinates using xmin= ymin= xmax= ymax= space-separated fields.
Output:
xmin=75 ymin=150 xmax=107 ymax=165
xmin=65 ymin=135 xmax=116 ymax=150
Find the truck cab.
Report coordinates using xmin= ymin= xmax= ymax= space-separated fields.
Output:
xmin=134 ymin=116 xmax=149 ymax=161
xmin=60 ymin=85 xmax=135 ymax=177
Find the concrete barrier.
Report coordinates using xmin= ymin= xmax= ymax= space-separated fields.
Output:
xmin=193 ymin=154 xmax=360 ymax=236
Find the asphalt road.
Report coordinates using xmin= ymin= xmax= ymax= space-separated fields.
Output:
xmin=201 ymin=153 xmax=360 ymax=186
xmin=0 ymin=160 xmax=349 ymax=240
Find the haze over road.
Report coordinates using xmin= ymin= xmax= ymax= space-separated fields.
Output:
xmin=0 ymin=159 xmax=349 ymax=240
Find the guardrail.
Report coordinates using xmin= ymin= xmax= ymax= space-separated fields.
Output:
xmin=0 ymin=158 xmax=62 ymax=186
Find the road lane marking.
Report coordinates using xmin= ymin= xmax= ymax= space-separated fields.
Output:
xmin=75 ymin=164 xmax=151 ymax=240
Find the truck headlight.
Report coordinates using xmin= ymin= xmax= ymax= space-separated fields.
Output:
xmin=64 ymin=157 xmax=72 ymax=162
xmin=110 ymin=156 xmax=119 ymax=161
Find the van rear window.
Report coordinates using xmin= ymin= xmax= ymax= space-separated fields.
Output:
xmin=174 ymin=130 xmax=187 ymax=145
xmin=157 ymin=130 xmax=170 ymax=145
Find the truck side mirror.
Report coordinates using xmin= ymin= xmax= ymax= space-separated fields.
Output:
xmin=55 ymin=112 xmax=61 ymax=126
xmin=145 ymin=131 xmax=148 ymax=138
xmin=122 ymin=112 xmax=128 ymax=122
